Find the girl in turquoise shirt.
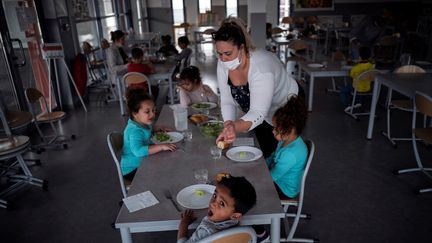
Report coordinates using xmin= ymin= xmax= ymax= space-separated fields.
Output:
xmin=266 ymin=96 xmax=308 ymax=198
xmin=121 ymin=89 xmax=176 ymax=181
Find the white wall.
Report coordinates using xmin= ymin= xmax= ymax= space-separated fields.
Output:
xmin=185 ymin=0 xmax=198 ymax=26
xmin=266 ymin=0 xmax=278 ymax=26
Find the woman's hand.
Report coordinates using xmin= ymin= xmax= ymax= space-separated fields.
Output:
xmin=216 ymin=120 xmax=237 ymax=144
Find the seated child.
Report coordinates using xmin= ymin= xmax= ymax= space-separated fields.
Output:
xmin=177 ymin=66 xmax=218 ymax=107
xmin=127 ymin=48 xmax=156 ymax=94
xmin=156 ymin=35 xmax=179 ymax=57
xmin=177 ymin=174 xmax=257 ymax=243
xmin=121 ymin=89 xmax=176 ymax=181
xmin=340 ymin=46 xmax=374 ymax=109
xmin=177 ymin=36 xmax=192 ymax=63
xmin=267 ymin=96 xmax=308 ymax=199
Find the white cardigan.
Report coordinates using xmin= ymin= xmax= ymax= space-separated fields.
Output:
xmin=217 ymin=49 xmax=298 ymax=131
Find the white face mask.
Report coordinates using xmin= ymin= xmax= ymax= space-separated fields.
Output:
xmin=221 ymin=49 xmax=242 ymax=70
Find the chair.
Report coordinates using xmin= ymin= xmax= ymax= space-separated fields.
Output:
xmin=286 ymin=40 xmax=310 ymax=77
xmin=107 ymin=132 xmax=128 ymax=198
xmin=381 ymin=65 xmax=426 ymax=147
xmin=395 ymin=92 xmax=432 ymax=194
xmin=119 ymin=72 xmax=153 ymax=115
xmin=344 ymin=69 xmax=381 ymax=120
xmin=24 ymin=88 xmax=75 ymax=149
xmin=0 ymin=105 xmax=47 ymax=209
xmin=280 ymin=139 xmax=318 ymax=243
xmin=196 ymin=28 xmax=216 ymax=61
xmin=374 ymin=35 xmax=399 ymax=65
xmin=326 ymin=51 xmax=347 ymax=93
xmin=195 ymin=226 xmax=257 ymax=243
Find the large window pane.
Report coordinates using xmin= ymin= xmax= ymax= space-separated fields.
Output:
xmin=72 ymin=0 xmax=96 ymax=19
xmin=199 ymin=0 xmax=211 ymax=14
xmin=101 ymin=17 xmax=118 ymax=40
xmin=279 ymin=0 xmax=290 ymax=24
xmin=76 ymin=21 xmax=99 ymax=47
xmin=226 ymin=0 xmax=237 ymax=17
xmin=98 ymin=0 xmax=115 ymax=16
xmin=172 ymin=0 xmax=185 ymax=25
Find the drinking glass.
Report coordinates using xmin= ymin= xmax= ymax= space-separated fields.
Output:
xmin=210 ymin=146 xmax=222 ymax=160
xmin=194 ymin=169 xmax=208 ymax=184
xmin=173 ymin=107 xmax=188 ymax=131
xmin=183 ymin=130 xmax=193 ymax=142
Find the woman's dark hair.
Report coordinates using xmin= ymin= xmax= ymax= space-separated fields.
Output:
xmin=178 ymin=36 xmax=190 ymax=46
xmin=273 ymin=96 xmax=308 ymax=136
xmin=126 ymin=88 xmax=153 ymax=118
xmin=218 ymin=175 xmax=256 ymax=215
xmin=111 ymin=30 xmax=125 ymax=42
xmin=131 ymin=48 xmax=144 ymax=59
xmin=212 ymin=17 xmax=255 ymax=56
xmin=179 ymin=66 xmax=201 ymax=85
xmin=161 ymin=35 xmax=172 ymax=44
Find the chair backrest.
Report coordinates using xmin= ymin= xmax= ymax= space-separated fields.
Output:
xmin=394 ymin=65 xmax=425 ymax=74
xmin=332 ymin=51 xmax=346 ymax=61
xmin=195 ymin=226 xmax=257 ymax=243
xmin=107 ymin=132 xmax=127 ymax=198
xmin=415 ymin=92 xmax=432 ymax=118
xmin=25 ymin=88 xmax=49 ymax=116
xmin=281 ymin=16 xmax=293 ymax=25
xmin=353 ymin=69 xmax=380 ymax=87
xmin=288 ymin=40 xmax=309 ymax=52
xmin=0 ymin=104 xmax=12 ymax=137
xmin=271 ymin=27 xmax=284 ymax=35
xmin=122 ymin=72 xmax=152 ymax=96
xmin=297 ymin=140 xmax=315 ymax=207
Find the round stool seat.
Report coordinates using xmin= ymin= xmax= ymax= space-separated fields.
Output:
xmin=0 ymin=136 xmax=30 ymax=156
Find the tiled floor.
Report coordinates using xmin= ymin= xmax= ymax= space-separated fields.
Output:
xmin=1 ymin=48 xmax=432 ymax=243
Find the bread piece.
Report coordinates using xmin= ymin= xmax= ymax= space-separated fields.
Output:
xmin=190 ymin=114 xmax=208 ymax=124
xmin=217 ymin=141 xmax=230 ymax=149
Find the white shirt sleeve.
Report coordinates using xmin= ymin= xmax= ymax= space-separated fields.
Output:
xmin=240 ymin=71 xmax=275 ymax=130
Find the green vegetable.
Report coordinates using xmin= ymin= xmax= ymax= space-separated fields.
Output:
xmin=154 ymin=132 xmax=170 ymax=142
xmin=192 ymin=103 xmax=211 ymax=109
xmin=239 ymin=151 xmax=247 ymax=158
xmin=199 ymin=122 xmax=223 ymax=137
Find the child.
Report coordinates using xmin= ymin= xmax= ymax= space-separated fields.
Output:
xmin=177 ymin=175 xmax=257 ymax=243
xmin=267 ymin=96 xmax=308 ymax=199
xmin=177 ymin=36 xmax=193 ymax=63
xmin=120 ymin=89 xmax=176 ymax=181
xmin=127 ymin=48 xmax=156 ymax=94
xmin=128 ymin=47 xmax=155 ymax=74
xmin=177 ymin=66 xmax=218 ymax=107
xmin=340 ymin=46 xmax=374 ymax=109
xmin=156 ymin=35 xmax=179 ymax=57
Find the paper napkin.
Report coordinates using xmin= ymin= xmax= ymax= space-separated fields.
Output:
xmin=123 ymin=191 xmax=159 ymax=213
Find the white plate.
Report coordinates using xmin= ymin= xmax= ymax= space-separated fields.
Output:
xmin=307 ymin=63 xmax=324 ymax=68
xmin=226 ymin=146 xmax=263 ymax=162
xmin=416 ymin=61 xmax=432 ymax=65
xmin=151 ymin=132 xmax=184 ymax=144
xmin=176 ymin=184 xmax=216 ymax=209
xmin=191 ymin=102 xmax=217 ymax=110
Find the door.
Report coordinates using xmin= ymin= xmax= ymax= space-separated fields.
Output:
xmin=0 ymin=0 xmax=50 ymax=110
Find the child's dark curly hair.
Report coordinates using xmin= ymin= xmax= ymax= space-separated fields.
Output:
xmin=179 ymin=66 xmax=201 ymax=86
xmin=126 ymin=88 xmax=154 ymax=118
xmin=218 ymin=175 xmax=256 ymax=215
xmin=273 ymin=96 xmax=307 ymax=136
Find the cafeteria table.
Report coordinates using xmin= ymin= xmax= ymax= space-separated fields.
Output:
xmin=367 ymin=72 xmax=432 ymax=139
xmin=115 ymin=105 xmax=285 ymax=243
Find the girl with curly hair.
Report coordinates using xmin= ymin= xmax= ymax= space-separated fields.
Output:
xmin=266 ymin=96 xmax=308 ymax=198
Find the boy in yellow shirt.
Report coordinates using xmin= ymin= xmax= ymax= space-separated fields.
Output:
xmin=340 ymin=46 xmax=374 ymax=110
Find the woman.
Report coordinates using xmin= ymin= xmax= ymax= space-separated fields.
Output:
xmin=106 ymin=30 xmax=129 ymax=79
xmin=214 ymin=17 xmax=299 ymax=158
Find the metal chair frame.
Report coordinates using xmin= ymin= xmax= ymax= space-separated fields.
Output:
xmin=395 ymin=92 xmax=432 ymax=194
xmin=382 ymin=65 xmax=426 ymax=147
xmin=107 ymin=132 xmax=128 ymax=198
xmin=280 ymin=140 xmax=318 ymax=242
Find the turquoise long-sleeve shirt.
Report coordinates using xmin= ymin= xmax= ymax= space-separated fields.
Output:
xmin=121 ymin=119 xmax=152 ymax=175
xmin=266 ymin=137 xmax=307 ymax=198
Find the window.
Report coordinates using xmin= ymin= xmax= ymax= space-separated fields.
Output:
xmin=226 ymin=0 xmax=237 ymax=17
xmin=279 ymin=0 xmax=290 ymax=24
xmin=98 ymin=0 xmax=115 ymax=16
xmin=76 ymin=21 xmax=99 ymax=47
xmin=198 ymin=0 xmax=211 ymax=14
xmin=101 ymin=16 xmax=118 ymax=40
xmin=172 ymin=0 xmax=185 ymax=25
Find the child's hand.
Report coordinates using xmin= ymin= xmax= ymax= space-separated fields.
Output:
xmin=180 ymin=209 xmax=196 ymax=226
xmin=159 ymin=143 xmax=176 ymax=152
